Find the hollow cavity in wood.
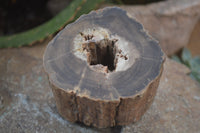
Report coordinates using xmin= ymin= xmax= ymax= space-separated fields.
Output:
xmin=73 ymin=27 xmax=140 ymax=73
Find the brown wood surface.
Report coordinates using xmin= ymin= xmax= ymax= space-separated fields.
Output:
xmin=43 ymin=7 xmax=165 ymax=128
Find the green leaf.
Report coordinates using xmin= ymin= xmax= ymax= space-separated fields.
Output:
xmin=171 ymin=55 xmax=182 ymax=63
xmin=189 ymin=58 xmax=200 ymax=74
xmin=193 ymin=56 xmax=200 ymax=65
xmin=0 ymin=0 xmax=104 ymax=48
xmin=190 ymin=71 xmax=200 ymax=83
xmin=114 ymin=0 xmax=124 ymax=4
xmin=190 ymin=73 xmax=196 ymax=80
xmin=181 ymin=48 xmax=191 ymax=67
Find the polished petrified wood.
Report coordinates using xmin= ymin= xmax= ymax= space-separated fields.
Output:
xmin=43 ymin=7 xmax=165 ymax=128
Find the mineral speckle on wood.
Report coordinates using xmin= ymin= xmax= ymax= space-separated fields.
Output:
xmin=43 ymin=7 xmax=165 ymax=128
xmin=73 ymin=27 xmax=137 ymax=73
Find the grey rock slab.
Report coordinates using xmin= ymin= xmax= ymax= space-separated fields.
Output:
xmin=120 ymin=0 xmax=200 ymax=56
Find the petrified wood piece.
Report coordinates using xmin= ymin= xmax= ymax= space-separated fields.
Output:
xmin=43 ymin=7 xmax=165 ymax=128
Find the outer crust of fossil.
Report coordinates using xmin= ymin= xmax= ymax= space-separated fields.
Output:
xmin=43 ymin=7 xmax=165 ymax=128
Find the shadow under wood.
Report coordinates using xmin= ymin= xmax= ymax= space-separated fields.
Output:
xmin=76 ymin=121 xmax=123 ymax=133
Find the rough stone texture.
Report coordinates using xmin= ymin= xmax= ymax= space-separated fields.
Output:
xmin=120 ymin=0 xmax=200 ymax=56
xmin=0 ymin=39 xmax=200 ymax=132
xmin=123 ymin=59 xmax=200 ymax=133
xmin=187 ymin=19 xmax=200 ymax=56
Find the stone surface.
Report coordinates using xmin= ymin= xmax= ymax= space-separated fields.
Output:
xmin=187 ymin=19 xmax=200 ymax=56
xmin=123 ymin=59 xmax=200 ymax=133
xmin=0 ymin=38 xmax=200 ymax=132
xmin=120 ymin=0 xmax=200 ymax=56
